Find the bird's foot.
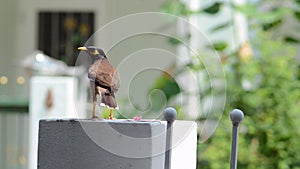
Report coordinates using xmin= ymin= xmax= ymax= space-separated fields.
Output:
xmin=108 ymin=109 xmax=114 ymax=120
xmin=107 ymin=116 xmax=116 ymax=120
xmin=91 ymin=115 xmax=98 ymax=119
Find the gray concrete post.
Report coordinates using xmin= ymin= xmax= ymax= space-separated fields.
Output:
xmin=37 ymin=108 xmax=196 ymax=169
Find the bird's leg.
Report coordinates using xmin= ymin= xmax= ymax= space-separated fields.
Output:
xmin=108 ymin=109 xmax=114 ymax=119
xmin=92 ymin=101 xmax=98 ymax=119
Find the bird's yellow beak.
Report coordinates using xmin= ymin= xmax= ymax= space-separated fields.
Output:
xmin=78 ymin=47 xmax=88 ymax=51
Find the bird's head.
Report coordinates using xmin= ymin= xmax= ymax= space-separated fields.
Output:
xmin=78 ymin=46 xmax=107 ymax=61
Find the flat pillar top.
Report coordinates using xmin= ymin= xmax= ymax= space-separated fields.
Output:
xmin=40 ymin=118 xmax=165 ymax=125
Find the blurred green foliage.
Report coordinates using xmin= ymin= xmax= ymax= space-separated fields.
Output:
xmin=160 ymin=0 xmax=300 ymax=168
xmin=200 ymin=32 xmax=300 ymax=169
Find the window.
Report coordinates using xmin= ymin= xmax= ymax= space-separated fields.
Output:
xmin=38 ymin=12 xmax=94 ymax=66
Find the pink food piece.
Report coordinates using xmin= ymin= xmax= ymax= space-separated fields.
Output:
xmin=133 ymin=116 xmax=142 ymax=121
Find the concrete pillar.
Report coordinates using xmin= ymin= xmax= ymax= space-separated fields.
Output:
xmin=38 ymin=119 xmax=197 ymax=169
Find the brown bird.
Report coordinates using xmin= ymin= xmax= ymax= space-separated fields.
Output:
xmin=78 ymin=46 xmax=120 ymax=119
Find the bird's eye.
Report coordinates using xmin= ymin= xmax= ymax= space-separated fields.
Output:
xmin=91 ymin=50 xmax=99 ymax=55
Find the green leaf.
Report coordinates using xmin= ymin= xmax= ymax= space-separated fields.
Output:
xmin=168 ymin=37 xmax=182 ymax=45
xmin=161 ymin=1 xmax=193 ymax=16
xmin=210 ymin=21 xmax=230 ymax=33
xmin=295 ymin=0 xmax=300 ymax=5
xmin=100 ymin=107 xmax=111 ymax=119
xmin=234 ymin=4 xmax=289 ymax=24
xmin=211 ymin=41 xmax=228 ymax=51
xmin=151 ymin=74 xmax=180 ymax=100
xmin=284 ymin=36 xmax=300 ymax=43
xmin=294 ymin=11 xmax=300 ymax=21
xmin=167 ymin=34 xmax=190 ymax=46
xmin=262 ymin=19 xmax=282 ymax=30
xmin=233 ymin=3 xmax=258 ymax=17
xmin=202 ymin=2 xmax=223 ymax=14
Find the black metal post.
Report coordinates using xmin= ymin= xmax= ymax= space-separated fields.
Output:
xmin=230 ymin=109 xmax=244 ymax=169
xmin=164 ymin=107 xmax=177 ymax=169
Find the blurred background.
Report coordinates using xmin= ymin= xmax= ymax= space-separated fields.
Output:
xmin=1 ymin=0 xmax=300 ymax=169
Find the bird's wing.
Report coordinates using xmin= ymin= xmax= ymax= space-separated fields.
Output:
xmin=88 ymin=59 xmax=120 ymax=93
xmin=111 ymin=69 xmax=120 ymax=92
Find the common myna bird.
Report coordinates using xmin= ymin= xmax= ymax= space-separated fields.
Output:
xmin=78 ymin=46 xmax=120 ymax=119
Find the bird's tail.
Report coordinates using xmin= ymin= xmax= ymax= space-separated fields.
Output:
xmin=100 ymin=92 xmax=118 ymax=109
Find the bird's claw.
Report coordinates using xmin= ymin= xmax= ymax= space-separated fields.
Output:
xmin=108 ymin=109 xmax=114 ymax=120
xmin=92 ymin=115 xmax=98 ymax=119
